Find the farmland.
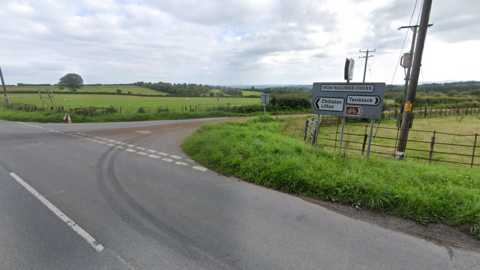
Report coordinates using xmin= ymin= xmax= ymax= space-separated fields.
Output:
xmin=4 ymin=93 xmax=262 ymax=111
xmin=6 ymin=85 xmax=165 ymax=95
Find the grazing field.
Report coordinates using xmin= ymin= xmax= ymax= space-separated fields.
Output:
xmin=281 ymin=114 xmax=480 ymax=166
xmin=5 ymin=93 xmax=262 ymax=111
xmin=241 ymin=90 xmax=263 ymax=96
xmin=6 ymin=85 xmax=166 ymax=95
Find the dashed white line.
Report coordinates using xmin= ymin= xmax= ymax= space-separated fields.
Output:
xmin=175 ymin=162 xmax=188 ymax=166
xmin=126 ymin=149 xmax=136 ymax=153
xmin=158 ymin=152 xmax=169 ymax=156
xmin=162 ymin=158 xmax=173 ymax=162
xmin=136 ymin=147 xmax=146 ymax=150
xmin=9 ymin=172 xmax=104 ymax=253
xmin=171 ymin=155 xmax=182 ymax=159
xmin=106 ymin=144 xmax=115 ymax=146
xmin=146 ymin=150 xmax=157 ymax=153
xmin=187 ymin=159 xmax=195 ymax=163
xmin=137 ymin=152 xmax=148 ymax=156
xmin=193 ymin=166 xmax=208 ymax=172
xmin=127 ymin=144 xmax=135 ymax=148
xmin=148 ymin=155 xmax=160 ymax=158
xmin=116 ymin=146 xmax=125 ymax=149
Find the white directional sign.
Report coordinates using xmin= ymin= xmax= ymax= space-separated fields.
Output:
xmin=347 ymin=96 xmax=381 ymax=106
xmin=313 ymin=97 xmax=344 ymax=111
xmin=311 ymin=82 xmax=385 ymax=119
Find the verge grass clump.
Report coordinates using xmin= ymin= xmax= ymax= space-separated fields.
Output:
xmin=183 ymin=116 xmax=480 ymax=238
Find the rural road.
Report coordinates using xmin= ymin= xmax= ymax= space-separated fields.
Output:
xmin=0 ymin=118 xmax=479 ymax=269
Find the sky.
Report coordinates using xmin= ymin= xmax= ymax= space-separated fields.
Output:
xmin=1 ymin=0 xmax=479 ymax=86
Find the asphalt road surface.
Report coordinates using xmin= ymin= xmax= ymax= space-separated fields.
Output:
xmin=0 ymin=118 xmax=479 ymax=269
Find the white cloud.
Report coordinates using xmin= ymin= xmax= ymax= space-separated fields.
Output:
xmin=0 ymin=0 xmax=478 ymax=85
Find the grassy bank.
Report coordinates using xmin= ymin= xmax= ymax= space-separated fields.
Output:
xmin=182 ymin=116 xmax=480 ymax=238
xmin=0 ymin=106 xmax=247 ymax=123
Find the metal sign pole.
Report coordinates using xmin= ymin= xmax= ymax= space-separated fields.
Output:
xmin=264 ymin=103 xmax=266 ymax=116
xmin=338 ymin=117 xmax=346 ymax=153
xmin=216 ymin=93 xmax=219 ymax=109
xmin=366 ymin=119 xmax=375 ymax=157
xmin=314 ymin=114 xmax=322 ymax=147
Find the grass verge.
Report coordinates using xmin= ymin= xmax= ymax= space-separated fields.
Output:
xmin=0 ymin=106 xmax=307 ymax=123
xmin=182 ymin=116 xmax=480 ymax=238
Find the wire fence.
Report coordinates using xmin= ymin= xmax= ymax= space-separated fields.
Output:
xmin=305 ymin=116 xmax=479 ymax=167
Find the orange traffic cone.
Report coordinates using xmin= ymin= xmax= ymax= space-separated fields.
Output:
xmin=67 ymin=114 xmax=72 ymax=123
xmin=63 ymin=113 xmax=67 ymax=121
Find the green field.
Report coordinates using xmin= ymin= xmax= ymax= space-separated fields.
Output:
xmin=6 ymin=93 xmax=262 ymax=112
xmin=6 ymin=85 xmax=166 ymax=95
xmin=241 ymin=90 xmax=263 ymax=96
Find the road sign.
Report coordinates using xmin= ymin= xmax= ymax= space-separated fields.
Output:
xmin=345 ymin=106 xmax=363 ymax=116
xmin=313 ymin=97 xmax=344 ymax=111
xmin=311 ymin=82 xmax=385 ymax=119
xmin=346 ymin=95 xmax=381 ymax=106
xmin=261 ymin=94 xmax=270 ymax=104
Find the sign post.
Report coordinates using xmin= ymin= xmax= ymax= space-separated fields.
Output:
xmin=260 ymin=94 xmax=270 ymax=116
xmin=216 ymin=92 xmax=219 ymax=109
xmin=311 ymin=82 xmax=385 ymax=156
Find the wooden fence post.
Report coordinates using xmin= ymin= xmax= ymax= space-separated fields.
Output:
xmin=472 ymin=133 xmax=478 ymax=168
xmin=429 ymin=131 xmax=436 ymax=162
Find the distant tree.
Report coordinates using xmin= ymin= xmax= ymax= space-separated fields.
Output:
xmin=58 ymin=73 xmax=84 ymax=93
xmin=446 ymin=90 xmax=459 ymax=97
xmin=116 ymin=89 xmax=122 ymax=94
xmin=209 ymin=92 xmax=214 ymax=97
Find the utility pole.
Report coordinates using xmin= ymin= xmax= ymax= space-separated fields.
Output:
xmin=398 ymin=23 xmax=434 ymax=127
xmin=397 ymin=0 xmax=433 ymax=153
xmin=359 ymin=49 xmax=375 ymax=83
xmin=0 ymin=66 xmax=11 ymax=108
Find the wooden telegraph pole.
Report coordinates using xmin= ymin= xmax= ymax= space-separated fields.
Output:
xmin=397 ymin=0 xmax=433 ymax=153
xmin=359 ymin=49 xmax=375 ymax=83
xmin=0 ymin=66 xmax=10 ymax=108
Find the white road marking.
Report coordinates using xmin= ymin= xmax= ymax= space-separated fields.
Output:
xmin=9 ymin=173 xmax=104 ymax=253
xmin=175 ymin=162 xmax=188 ymax=166
xmin=106 ymin=144 xmax=115 ymax=146
xmin=193 ymin=166 xmax=208 ymax=172
xmin=127 ymin=144 xmax=135 ymax=148
xmin=162 ymin=158 xmax=173 ymax=162
xmin=116 ymin=146 xmax=125 ymax=149
xmin=137 ymin=152 xmax=148 ymax=155
xmin=187 ymin=159 xmax=195 ymax=163
xmin=126 ymin=149 xmax=136 ymax=152
xmin=108 ymin=140 xmax=116 ymax=143
xmin=171 ymin=155 xmax=182 ymax=159
xmin=95 ymin=137 xmax=102 ymax=139
xmin=98 ymin=142 xmax=106 ymax=144
xmin=135 ymin=130 xmax=151 ymax=134
xmin=148 ymin=155 xmax=160 ymax=158
xmin=158 ymin=152 xmax=169 ymax=156
xmin=146 ymin=150 xmax=156 ymax=153
xmin=102 ymin=138 xmax=108 ymax=141
xmin=136 ymin=147 xmax=146 ymax=150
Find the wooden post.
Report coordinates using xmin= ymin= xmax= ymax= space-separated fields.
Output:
xmin=304 ymin=119 xmax=309 ymax=141
xmin=472 ymin=133 xmax=478 ymax=168
xmin=429 ymin=131 xmax=436 ymax=162
xmin=424 ymin=106 xmax=427 ymax=117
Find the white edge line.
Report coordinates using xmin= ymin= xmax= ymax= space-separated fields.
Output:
xmin=9 ymin=172 xmax=104 ymax=253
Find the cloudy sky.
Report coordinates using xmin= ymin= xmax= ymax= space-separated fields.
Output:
xmin=1 ymin=0 xmax=479 ymax=86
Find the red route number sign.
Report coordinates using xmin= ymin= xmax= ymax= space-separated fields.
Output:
xmin=345 ymin=106 xmax=363 ymax=116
